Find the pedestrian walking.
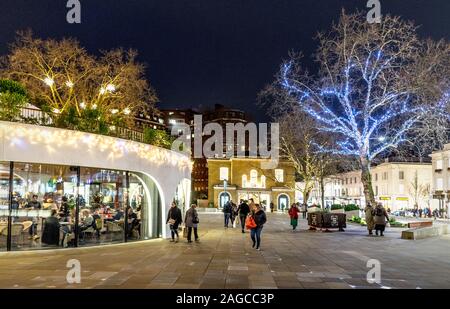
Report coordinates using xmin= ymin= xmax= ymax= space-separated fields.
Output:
xmin=288 ymin=203 xmax=300 ymax=231
xmin=364 ymin=203 xmax=375 ymax=235
xmin=185 ymin=204 xmax=200 ymax=243
xmin=230 ymin=201 xmax=238 ymax=228
xmin=237 ymin=199 xmax=250 ymax=233
xmin=270 ymin=202 xmax=274 ymax=213
xmin=223 ymin=200 xmax=233 ymax=228
xmin=250 ymin=203 xmax=267 ymax=250
xmin=166 ymin=202 xmax=182 ymax=242
xmin=373 ymin=203 xmax=389 ymax=236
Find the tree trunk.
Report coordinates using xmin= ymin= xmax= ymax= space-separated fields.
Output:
xmin=319 ymin=177 xmax=325 ymax=209
xmin=360 ymin=156 xmax=376 ymax=206
xmin=303 ymin=190 xmax=311 ymax=206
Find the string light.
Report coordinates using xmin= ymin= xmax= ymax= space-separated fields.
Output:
xmin=92 ymin=104 xmax=97 ymax=110
xmin=111 ymin=109 xmax=119 ymax=114
xmin=106 ymin=84 xmax=116 ymax=93
xmin=65 ymin=81 xmax=74 ymax=88
xmin=80 ymin=102 xmax=86 ymax=109
xmin=99 ymin=87 xmax=106 ymax=95
xmin=123 ymin=108 xmax=131 ymax=115
xmin=281 ymin=52 xmax=449 ymax=160
xmin=2 ymin=122 xmax=192 ymax=172
xmin=44 ymin=77 xmax=54 ymax=87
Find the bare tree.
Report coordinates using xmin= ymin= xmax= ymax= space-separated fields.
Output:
xmin=277 ymin=11 xmax=449 ymax=206
xmin=0 ymin=31 xmax=157 ymax=130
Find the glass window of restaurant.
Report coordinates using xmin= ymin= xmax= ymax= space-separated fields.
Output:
xmin=0 ymin=162 xmax=11 ymax=251
xmin=0 ymin=161 xmax=162 ymax=251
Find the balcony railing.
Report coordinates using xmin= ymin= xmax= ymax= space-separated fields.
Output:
xmin=8 ymin=107 xmax=145 ymax=144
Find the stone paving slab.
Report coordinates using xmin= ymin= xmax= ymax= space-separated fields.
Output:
xmin=0 ymin=212 xmax=450 ymax=289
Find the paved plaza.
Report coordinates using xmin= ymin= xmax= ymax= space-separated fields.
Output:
xmin=1 ymin=212 xmax=450 ymax=289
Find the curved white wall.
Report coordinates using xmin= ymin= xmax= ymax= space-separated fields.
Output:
xmin=0 ymin=121 xmax=192 ymax=238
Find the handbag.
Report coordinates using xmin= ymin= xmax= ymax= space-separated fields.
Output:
xmin=193 ymin=216 xmax=199 ymax=224
xmin=168 ymin=218 xmax=176 ymax=225
xmin=245 ymin=216 xmax=257 ymax=229
xmin=182 ymin=226 xmax=188 ymax=238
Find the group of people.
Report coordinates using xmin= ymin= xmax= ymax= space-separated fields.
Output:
xmin=40 ymin=195 xmax=140 ymax=246
xmin=166 ymin=198 xmax=268 ymax=250
xmin=227 ymin=199 xmax=266 ymax=250
xmin=166 ymin=202 xmax=200 ymax=243
xmin=364 ymin=203 xmax=390 ymax=236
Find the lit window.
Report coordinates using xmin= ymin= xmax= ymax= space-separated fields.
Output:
xmin=275 ymin=169 xmax=284 ymax=182
xmin=220 ymin=167 xmax=229 ymax=181
xmin=158 ymin=118 xmax=164 ymax=124
xmin=242 ymin=175 xmax=247 ymax=187
xmin=436 ymin=159 xmax=443 ymax=170
xmin=261 ymin=175 xmax=266 ymax=188
xmin=250 ymin=170 xmax=258 ymax=187
xmin=169 ymin=112 xmax=174 ymax=115
xmin=169 ymin=119 xmax=176 ymax=125
xmin=436 ymin=178 xmax=443 ymax=190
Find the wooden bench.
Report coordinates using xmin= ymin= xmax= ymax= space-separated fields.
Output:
xmin=408 ymin=221 xmax=433 ymax=229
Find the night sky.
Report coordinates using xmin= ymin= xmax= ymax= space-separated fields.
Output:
xmin=1 ymin=0 xmax=449 ymax=121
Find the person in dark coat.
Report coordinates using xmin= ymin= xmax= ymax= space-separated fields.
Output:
xmin=223 ymin=200 xmax=232 ymax=228
xmin=42 ymin=210 xmax=60 ymax=246
xmin=237 ymin=200 xmax=250 ymax=233
xmin=373 ymin=203 xmax=389 ymax=236
xmin=166 ymin=202 xmax=182 ymax=242
xmin=185 ymin=204 xmax=199 ymax=243
xmin=250 ymin=204 xmax=267 ymax=250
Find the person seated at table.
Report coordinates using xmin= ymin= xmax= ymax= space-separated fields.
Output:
xmin=59 ymin=196 xmax=70 ymax=222
xmin=79 ymin=209 xmax=94 ymax=240
xmin=41 ymin=210 xmax=60 ymax=246
xmin=127 ymin=207 xmax=139 ymax=238
xmin=25 ymin=194 xmax=42 ymax=240
xmin=92 ymin=208 xmax=102 ymax=237
xmin=113 ymin=209 xmax=124 ymax=221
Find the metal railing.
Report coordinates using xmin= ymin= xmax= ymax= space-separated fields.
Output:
xmin=11 ymin=107 xmax=145 ymax=144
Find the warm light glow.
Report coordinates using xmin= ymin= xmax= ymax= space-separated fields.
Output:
xmin=53 ymin=108 xmax=60 ymax=114
xmin=1 ymin=122 xmax=192 ymax=172
xmin=44 ymin=77 xmax=54 ymax=87
xmin=123 ymin=108 xmax=131 ymax=115
xmin=106 ymin=84 xmax=116 ymax=93
xmin=65 ymin=81 xmax=74 ymax=88
xmin=99 ymin=87 xmax=106 ymax=95
xmin=111 ymin=109 xmax=119 ymax=114
xmin=92 ymin=104 xmax=97 ymax=110
xmin=80 ymin=102 xmax=86 ymax=109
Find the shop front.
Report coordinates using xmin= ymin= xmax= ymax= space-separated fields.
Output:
xmin=0 ymin=121 xmax=192 ymax=251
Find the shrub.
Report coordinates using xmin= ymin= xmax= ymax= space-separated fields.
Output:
xmin=143 ymin=127 xmax=174 ymax=149
xmin=344 ymin=204 xmax=360 ymax=212
xmin=330 ymin=204 xmax=343 ymax=210
xmin=0 ymin=79 xmax=28 ymax=121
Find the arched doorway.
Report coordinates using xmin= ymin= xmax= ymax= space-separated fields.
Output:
xmin=219 ymin=191 xmax=231 ymax=209
xmin=278 ymin=194 xmax=289 ymax=211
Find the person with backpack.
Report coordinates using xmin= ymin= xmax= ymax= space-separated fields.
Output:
xmin=185 ymin=204 xmax=199 ymax=243
xmin=373 ymin=203 xmax=389 ymax=236
xmin=166 ymin=202 xmax=182 ymax=242
xmin=237 ymin=199 xmax=250 ymax=233
xmin=223 ymin=200 xmax=233 ymax=228
xmin=288 ymin=203 xmax=300 ymax=231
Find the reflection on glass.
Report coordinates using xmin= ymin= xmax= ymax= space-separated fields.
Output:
xmin=0 ymin=162 xmax=10 ymax=251
xmin=0 ymin=162 xmax=162 ymax=251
